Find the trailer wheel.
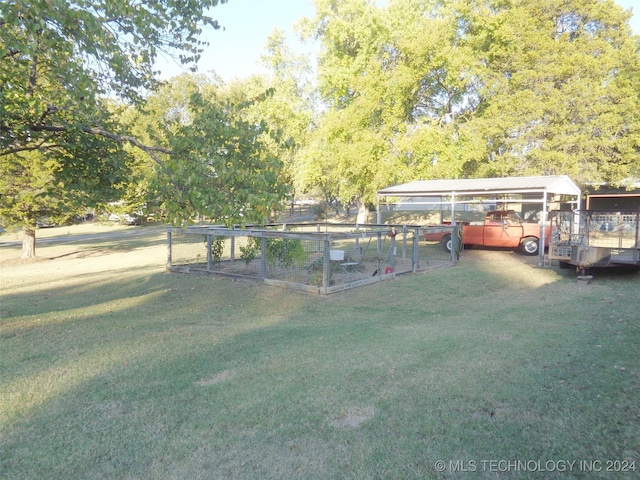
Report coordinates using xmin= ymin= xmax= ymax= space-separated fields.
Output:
xmin=558 ymin=261 xmax=572 ymax=269
xmin=520 ymin=237 xmax=539 ymax=255
xmin=441 ymin=234 xmax=452 ymax=252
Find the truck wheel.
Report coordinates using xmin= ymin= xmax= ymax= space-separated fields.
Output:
xmin=520 ymin=237 xmax=539 ymax=255
xmin=441 ymin=234 xmax=452 ymax=252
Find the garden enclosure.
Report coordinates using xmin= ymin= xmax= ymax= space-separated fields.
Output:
xmin=167 ymin=223 xmax=456 ymax=294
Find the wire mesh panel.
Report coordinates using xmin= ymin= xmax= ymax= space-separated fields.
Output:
xmin=412 ymin=227 xmax=458 ymax=272
xmin=585 ymin=211 xmax=639 ymax=249
xmin=549 ymin=210 xmax=580 ymax=260
xmin=170 ymin=229 xmax=209 ymax=267
xmin=548 ymin=210 xmax=640 ymax=269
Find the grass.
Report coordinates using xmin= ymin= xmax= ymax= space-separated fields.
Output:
xmin=1 ymin=227 xmax=639 ymax=479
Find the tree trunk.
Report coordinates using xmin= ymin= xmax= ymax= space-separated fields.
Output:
xmin=356 ymin=199 xmax=369 ymax=224
xmin=21 ymin=227 xmax=36 ymax=258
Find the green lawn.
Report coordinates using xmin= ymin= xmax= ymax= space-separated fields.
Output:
xmin=1 ymin=229 xmax=638 ymax=479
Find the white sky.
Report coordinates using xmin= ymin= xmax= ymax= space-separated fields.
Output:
xmin=156 ymin=0 xmax=639 ymax=82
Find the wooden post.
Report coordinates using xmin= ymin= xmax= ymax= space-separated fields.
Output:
xmin=166 ymin=230 xmax=172 ymax=270
xmin=261 ymin=236 xmax=268 ymax=278
xmin=390 ymin=235 xmax=396 ymax=271
xmin=412 ymin=228 xmax=419 ymax=272
xmin=402 ymin=225 xmax=407 ymax=259
xmin=323 ymin=238 xmax=330 ymax=291
xmin=207 ymin=234 xmax=212 ymax=271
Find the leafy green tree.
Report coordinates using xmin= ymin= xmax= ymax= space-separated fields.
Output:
xmin=0 ymin=0 xmax=225 ymax=256
xmin=300 ymin=0 xmax=409 ymax=222
xmin=0 ymin=103 xmax=132 ymax=257
xmin=300 ymin=0 xmax=640 ymax=212
xmin=255 ymin=28 xmax=316 ymax=208
xmin=457 ymin=0 xmax=640 ymax=185
xmin=128 ymin=74 xmax=291 ymax=226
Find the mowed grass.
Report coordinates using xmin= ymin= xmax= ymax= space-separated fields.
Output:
xmin=0 ymin=228 xmax=638 ymax=479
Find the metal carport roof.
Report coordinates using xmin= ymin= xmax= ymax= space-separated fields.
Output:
xmin=376 ymin=175 xmax=581 ymax=198
xmin=376 ymin=175 xmax=582 ymax=266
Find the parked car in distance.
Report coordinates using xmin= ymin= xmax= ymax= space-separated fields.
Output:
xmin=108 ymin=213 xmax=141 ymax=225
xmin=36 ymin=217 xmax=56 ymax=228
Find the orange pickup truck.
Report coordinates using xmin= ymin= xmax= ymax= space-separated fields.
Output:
xmin=425 ymin=210 xmax=549 ymax=255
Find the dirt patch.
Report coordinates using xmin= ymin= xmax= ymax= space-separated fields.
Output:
xmin=331 ymin=406 xmax=376 ymax=429
xmin=0 ymin=257 xmax=50 ymax=267
xmin=196 ymin=370 xmax=234 ymax=386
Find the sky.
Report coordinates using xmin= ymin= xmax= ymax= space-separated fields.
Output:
xmin=156 ymin=0 xmax=315 ymax=81
xmin=156 ymin=0 xmax=639 ymax=82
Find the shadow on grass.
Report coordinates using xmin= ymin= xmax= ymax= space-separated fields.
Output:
xmin=1 ymin=251 xmax=639 ymax=479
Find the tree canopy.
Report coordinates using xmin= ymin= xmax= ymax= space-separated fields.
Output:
xmin=127 ymin=74 xmax=292 ymax=226
xmin=0 ymin=0 xmax=227 ymax=256
xmin=296 ymin=0 xmax=640 ymax=217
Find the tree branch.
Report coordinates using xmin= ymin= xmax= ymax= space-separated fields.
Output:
xmin=80 ymin=125 xmax=173 ymax=169
xmin=1 ymin=123 xmax=173 ymax=171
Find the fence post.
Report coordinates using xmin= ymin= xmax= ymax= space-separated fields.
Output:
xmin=402 ymin=225 xmax=407 ymax=259
xmin=261 ymin=236 xmax=268 ymax=278
xmin=166 ymin=229 xmax=172 ymax=270
xmin=412 ymin=228 xmax=419 ymax=272
xmin=207 ymin=234 xmax=212 ymax=271
xmin=323 ymin=237 xmax=330 ymax=291
xmin=390 ymin=235 xmax=396 ymax=271
xmin=452 ymin=225 xmax=462 ymax=262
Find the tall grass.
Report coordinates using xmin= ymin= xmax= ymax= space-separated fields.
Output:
xmin=1 ymin=231 xmax=638 ymax=479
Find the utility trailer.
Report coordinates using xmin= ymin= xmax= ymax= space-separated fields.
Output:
xmin=549 ymin=210 xmax=640 ymax=273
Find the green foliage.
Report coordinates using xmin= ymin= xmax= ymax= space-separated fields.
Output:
xmin=265 ymin=237 xmax=307 ymax=267
xmin=129 ymin=74 xmax=292 ymax=226
xmin=238 ymin=235 xmax=307 ymax=267
xmin=299 ymin=0 xmax=640 ymax=202
xmin=205 ymin=236 xmax=226 ymax=266
xmin=0 ymin=0 xmax=226 ymax=256
xmin=240 ymin=238 xmax=261 ymax=265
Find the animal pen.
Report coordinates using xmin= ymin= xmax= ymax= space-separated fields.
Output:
xmin=167 ymin=223 xmax=456 ymax=294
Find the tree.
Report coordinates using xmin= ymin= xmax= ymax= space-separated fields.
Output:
xmin=300 ymin=0 xmax=640 ymax=212
xmin=300 ymin=0 xmax=409 ymax=222
xmin=0 ymin=0 xmax=226 ymax=256
xmin=0 ymin=102 xmax=133 ymax=257
xmin=127 ymin=74 xmax=291 ymax=226
xmin=457 ymin=0 xmax=640 ymax=185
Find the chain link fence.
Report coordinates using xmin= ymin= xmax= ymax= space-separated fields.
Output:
xmin=167 ymin=223 xmax=456 ymax=294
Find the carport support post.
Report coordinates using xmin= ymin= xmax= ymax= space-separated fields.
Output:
xmin=538 ymin=190 xmax=548 ymax=267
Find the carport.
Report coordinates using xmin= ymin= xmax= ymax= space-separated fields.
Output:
xmin=376 ymin=175 xmax=582 ymax=265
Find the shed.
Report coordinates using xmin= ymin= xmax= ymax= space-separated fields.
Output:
xmin=376 ymin=175 xmax=582 ymax=264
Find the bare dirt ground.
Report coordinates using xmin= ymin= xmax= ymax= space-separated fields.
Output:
xmin=0 ymin=224 xmax=168 ymax=287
